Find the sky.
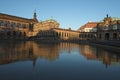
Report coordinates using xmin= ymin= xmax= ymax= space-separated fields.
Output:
xmin=0 ymin=0 xmax=120 ymax=30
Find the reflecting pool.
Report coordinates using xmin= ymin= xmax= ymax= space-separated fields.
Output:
xmin=0 ymin=41 xmax=120 ymax=80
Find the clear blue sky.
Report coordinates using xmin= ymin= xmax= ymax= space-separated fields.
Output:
xmin=0 ymin=0 xmax=120 ymax=30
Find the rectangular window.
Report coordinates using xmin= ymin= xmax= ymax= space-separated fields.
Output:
xmin=113 ymin=24 xmax=117 ymax=30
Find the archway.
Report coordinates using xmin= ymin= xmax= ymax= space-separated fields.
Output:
xmin=99 ymin=34 xmax=101 ymax=39
xmin=23 ymin=32 xmax=26 ymax=37
xmin=84 ymin=34 xmax=86 ymax=38
xmin=7 ymin=31 xmax=11 ymax=38
xmin=0 ymin=30 xmax=4 ymax=39
xmin=87 ymin=34 xmax=91 ymax=39
xmin=79 ymin=34 xmax=81 ymax=38
xmin=105 ymin=33 xmax=109 ymax=40
xmin=113 ymin=33 xmax=117 ymax=40
xmin=13 ymin=31 xmax=16 ymax=36
xmin=19 ymin=32 xmax=22 ymax=37
xmin=56 ymin=32 xmax=58 ymax=37
xmin=13 ymin=31 xmax=16 ymax=39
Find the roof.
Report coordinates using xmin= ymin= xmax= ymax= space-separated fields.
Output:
xmin=78 ymin=22 xmax=98 ymax=30
xmin=85 ymin=22 xmax=98 ymax=27
xmin=41 ymin=19 xmax=59 ymax=24
xmin=52 ymin=28 xmax=79 ymax=33
xmin=0 ymin=13 xmax=37 ymax=23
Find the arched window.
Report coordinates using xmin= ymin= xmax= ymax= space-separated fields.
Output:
xmin=113 ymin=33 xmax=117 ymax=40
xmin=0 ymin=30 xmax=4 ymax=37
xmin=11 ymin=22 xmax=13 ymax=27
xmin=105 ymin=33 xmax=109 ymax=40
xmin=67 ymin=33 xmax=68 ymax=37
xmin=88 ymin=34 xmax=90 ymax=38
xmin=7 ymin=31 xmax=11 ymax=36
xmin=7 ymin=21 xmax=10 ymax=28
xmin=13 ymin=22 xmax=16 ymax=28
xmin=79 ymin=34 xmax=81 ymax=38
xmin=65 ymin=33 xmax=66 ymax=37
xmin=0 ymin=20 xmax=4 ymax=27
xmin=99 ymin=34 xmax=101 ymax=39
xmin=23 ymin=32 xmax=26 ymax=37
xmin=81 ymin=34 xmax=82 ymax=38
xmin=62 ymin=32 xmax=64 ymax=37
xmin=22 ymin=24 xmax=26 ymax=29
xmin=55 ymin=32 xmax=58 ymax=37
xmin=90 ymin=34 xmax=93 ymax=38
xmin=18 ymin=23 xmax=22 ymax=28
xmin=59 ymin=32 xmax=61 ymax=37
xmin=13 ymin=31 xmax=16 ymax=36
xmin=84 ymin=34 xmax=86 ymax=38
xmin=19 ymin=32 xmax=22 ymax=37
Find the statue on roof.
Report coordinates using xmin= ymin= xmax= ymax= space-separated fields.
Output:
xmin=106 ymin=14 xmax=109 ymax=18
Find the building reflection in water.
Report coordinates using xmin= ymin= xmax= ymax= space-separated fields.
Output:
xmin=0 ymin=41 xmax=120 ymax=68
xmin=79 ymin=44 xmax=97 ymax=60
xmin=96 ymin=47 xmax=120 ymax=68
xmin=79 ymin=44 xmax=120 ymax=68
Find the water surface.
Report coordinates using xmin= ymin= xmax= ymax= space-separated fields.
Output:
xmin=0 ymin=41 xmax=120 ymax=80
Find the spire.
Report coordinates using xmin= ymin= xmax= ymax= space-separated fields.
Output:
xmin=33 ymin=9 xmax=38 ymax=22
xmin=34 ymin=9 xmax=37 ymax=19
xmin=34 ymin=9 xmax=36 ymax=13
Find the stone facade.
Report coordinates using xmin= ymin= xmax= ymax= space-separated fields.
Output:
xmin=52 ymin=28 xmax=79 ymax=40
xmin=0 ymin=12 xmax=38 ymax=39
xmin=32 ymin=19 xmax=80 ymax=41
xmin=0 ymin=12 xmax=80 ymax=41
xmin=32 ymin=19 xmax=60 ymax=37
xmin=78 ymin=22 xmax=98 ymax=40
xmin=97 ymin=14 xmax=120 ymax=40
xmin=79 ymin=14 xmax=120 ymax=41
xmin=1 ymin=12 xmax=119 ymax=41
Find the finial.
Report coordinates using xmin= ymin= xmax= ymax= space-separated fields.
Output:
xmin=50 ymin=16 xmax=53 ymax=20
xmin=34 ymin=8 xmax=36 ymax=13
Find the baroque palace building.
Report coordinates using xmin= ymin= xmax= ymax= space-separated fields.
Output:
xmin=78 ymin=14 xmax=120 ymax=41
xmin=78 ymin=22 xmax=98 ymax=40
xmin=0 ymin=11 xmax=38 ymax=39
xmin=97 ymin=14 xmax=120 ymax=40
xmin=0 ymin=11 xmax=119 ymax=41
xmin=0 ymin=12 xmax=80 ymax=41
xmin=32 ymin=18 xmax=80 ymax=41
